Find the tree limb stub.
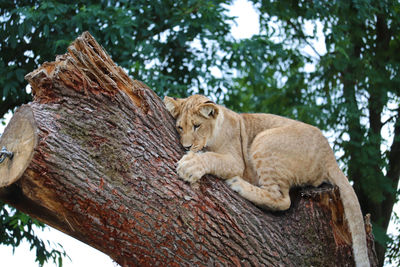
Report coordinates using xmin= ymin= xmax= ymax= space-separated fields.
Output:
xmin=0 ymin=32 xmax=377 ymax=266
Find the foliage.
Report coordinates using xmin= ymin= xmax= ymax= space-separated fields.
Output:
xmin=0 ymin=202 xmax=68 ymax=266
xmin=222 ymin=36 xmax=317 ymax=124
xmin=0 ymin=0 xmax=233 ymax=119
xmin=220 ymin=1 xmax=400 ymax=265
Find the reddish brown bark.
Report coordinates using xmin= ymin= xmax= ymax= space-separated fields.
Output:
xmin=0 ymin=32 xmax=377 ymax=266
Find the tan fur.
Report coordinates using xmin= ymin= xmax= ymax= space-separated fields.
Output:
xmin=164 ymin=95 xmax=370 ymax=267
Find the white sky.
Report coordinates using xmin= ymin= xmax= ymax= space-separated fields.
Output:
xmin=0 ymin=0 xmax=397 ymax=266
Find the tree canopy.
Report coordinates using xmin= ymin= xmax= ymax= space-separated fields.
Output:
xmin=224 ymin=1 xmax=400 ymax=265
xmin=1 ymin=0 xmax=399 ymax=266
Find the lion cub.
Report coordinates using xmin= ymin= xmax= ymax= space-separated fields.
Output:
xmin=164 ymin=94 xmax=369 ymax=267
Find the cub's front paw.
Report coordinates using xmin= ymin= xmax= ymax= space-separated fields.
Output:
xmin=177 ymin=152 xmax=206 ymax=183
xmin=226 ymin=177 xmax=245 ymax=194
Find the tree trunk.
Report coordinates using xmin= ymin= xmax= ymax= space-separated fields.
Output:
xmin=0 ymin=32 xmax=377 ymax=266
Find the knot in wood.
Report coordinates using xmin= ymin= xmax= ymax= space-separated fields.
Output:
xmin=0 ymin=146 xmax=13 ymax=164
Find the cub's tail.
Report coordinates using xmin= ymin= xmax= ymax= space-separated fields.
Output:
xmin=328 ymin=165 xmax=370 ymax=267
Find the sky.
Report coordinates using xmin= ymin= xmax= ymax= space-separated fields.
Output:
xmin=0 ymin=0 xmax=398 ymax=266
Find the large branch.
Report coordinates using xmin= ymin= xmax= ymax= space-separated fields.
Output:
xmin=0 ymin=32 xmax=377 ymax=266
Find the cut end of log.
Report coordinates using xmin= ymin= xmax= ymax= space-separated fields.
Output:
xmin=24 ymin=31 xmax=144 ymax=108
xmin=0 ymin=105 xmax=37 ymax=188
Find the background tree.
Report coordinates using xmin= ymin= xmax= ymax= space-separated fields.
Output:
xmin=222 ymin=1 xmax=400 ymax=266
xmin=1 ymin=0 xmax=399 ymax=266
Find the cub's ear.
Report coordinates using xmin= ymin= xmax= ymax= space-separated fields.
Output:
xmin=163 ymin=96 xmax=182 ymax=119
xmin=198 ymin=102 xmax=219 ymax=119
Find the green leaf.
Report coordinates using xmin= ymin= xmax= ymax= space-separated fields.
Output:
xmin=15 ymin=69 xmax=26 ymax=83
xmin=44 ymin=24 xmax=49 ymax=37
xmin=3 ymin=83 xmax=11 ymax=98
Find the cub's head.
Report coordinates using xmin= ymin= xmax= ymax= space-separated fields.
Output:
xmin=164 ymin=95 xmax=219 ymax=152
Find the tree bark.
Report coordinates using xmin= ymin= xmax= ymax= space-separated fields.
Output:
xmin=0 ymin=32 xmax=377 ymax=266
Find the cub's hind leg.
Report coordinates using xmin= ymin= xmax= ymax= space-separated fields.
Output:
xmin=226 ymin=176 xmax=291 ymax=211
xmin=226 ymin=128 xmax=297 ymax=211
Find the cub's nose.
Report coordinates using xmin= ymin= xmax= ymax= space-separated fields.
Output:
xmin=183 ymin=145 xmax=192 ymax=150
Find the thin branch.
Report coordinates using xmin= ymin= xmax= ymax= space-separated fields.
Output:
xmin=287 ymin=20 xmax=322 ymax=58
xmin=383 ymin=114 xmax=397 ymax=126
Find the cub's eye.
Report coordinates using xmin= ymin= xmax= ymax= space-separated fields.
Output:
xmin=177 ymin=126 xmax=183 ymax=131
xmin=194 ymin=124 xmax=200 ymax=130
